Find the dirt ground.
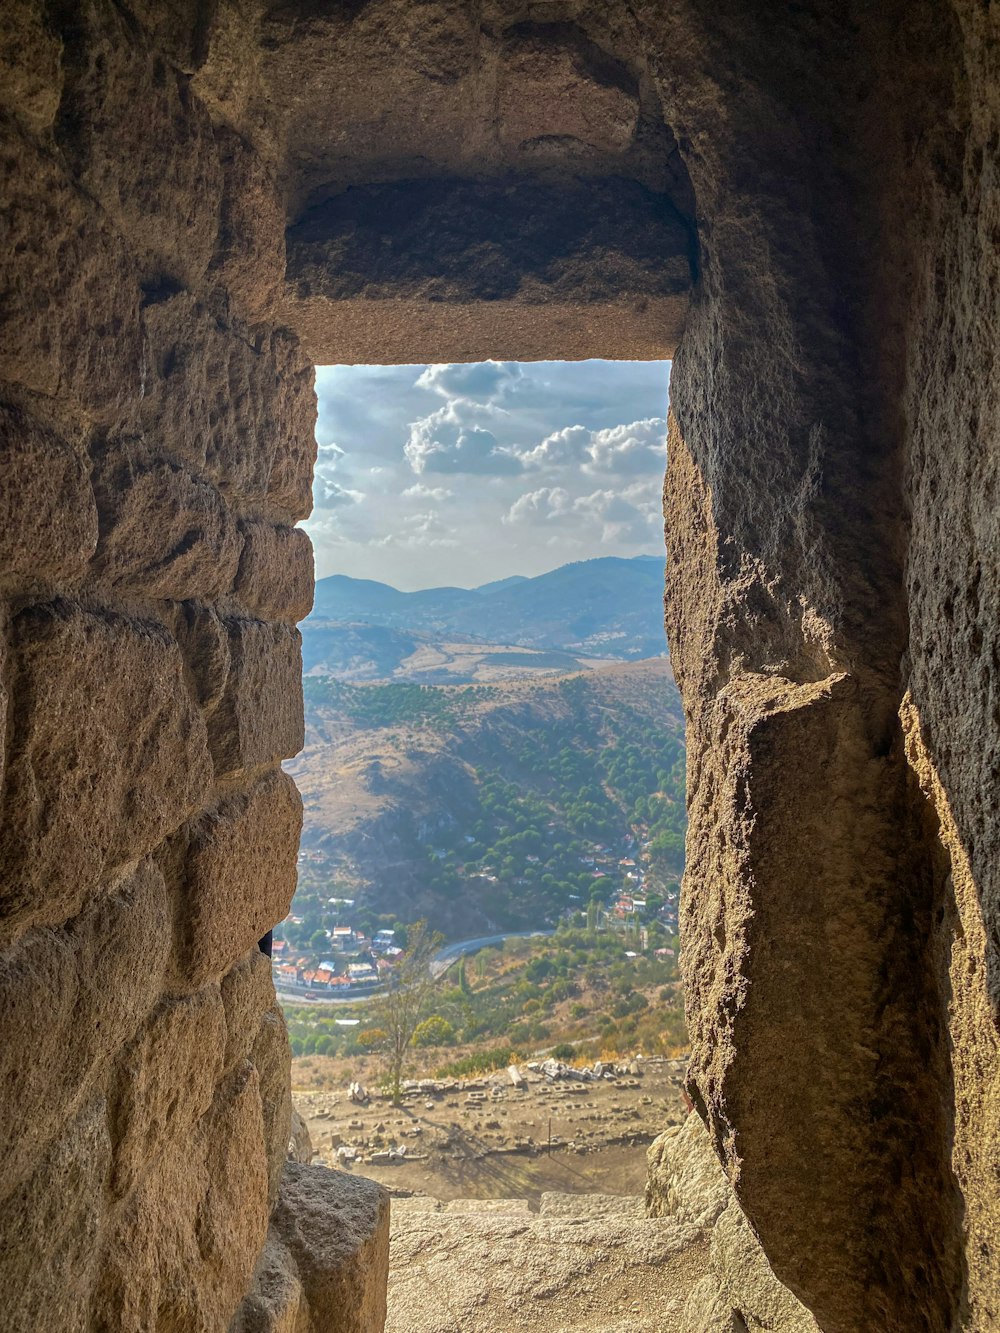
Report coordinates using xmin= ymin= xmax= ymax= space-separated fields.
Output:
xmin=292 ymin=1055 xmax=688 ymax=1202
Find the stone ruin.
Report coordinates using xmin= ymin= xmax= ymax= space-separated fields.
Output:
xmin=0 ymin=1 xmax=997 ymax=1329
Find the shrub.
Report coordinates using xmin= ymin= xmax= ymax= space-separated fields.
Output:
xmin=412 ymin=1015 xmax=456 ymax=1048
xmin=436 ymin=1047 xmax=520 ymax=1078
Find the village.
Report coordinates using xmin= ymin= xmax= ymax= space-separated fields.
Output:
xmin=273 ymin=822 xmax=681 ymax=1000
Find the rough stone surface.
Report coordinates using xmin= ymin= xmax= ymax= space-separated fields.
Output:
xmin=0 ymin=1098 xmax=110 ymax=1333
xmin=0 ymin=118 xmax=143 ymax=422
xmin=55 ymin=0 xmax=223 ymax=288
xmin=0 ymin=860 xmax=169 ymax=1196
xmin=235 ymin=521 xmax=315 ymax=625
xmin=0 ymin=401 xmax=98 ymax=587
xmin=140 ymin=293 xmax=317 ymax=520
xmin=0 ymin=602 xmax=211 ymax=940
xmin=89 ymin=439 xmax=243 ymax=601
xmin=647 ymin=1116 xmax=818 ymax=1333
xmin=2 ymin=4 xmax=1000 ymax=1331
xmin=388 ymin=1191 xmax=706 ymax=1332
xmin=267 ymin=1164 xmax=390 ymax=1333
xmin=181 ymin=770 xmax=302 ymax=988
xmin=207 ymin=619 xmax=305 ymax=779
xmin=285 ymin=177 xmax=692 ymax=362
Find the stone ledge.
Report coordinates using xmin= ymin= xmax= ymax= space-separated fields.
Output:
xmin=234 ymin=1164 xmax=390 ymax=1333
xmin=283 ymin=176 xmax=692 ymax=363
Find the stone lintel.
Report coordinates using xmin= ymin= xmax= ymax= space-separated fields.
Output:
xmin=283 ymin=176 xmax=693 ymax=363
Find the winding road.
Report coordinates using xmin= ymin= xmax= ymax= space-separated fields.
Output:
xmin=275 ymin=929 xmax=554 ymax=1007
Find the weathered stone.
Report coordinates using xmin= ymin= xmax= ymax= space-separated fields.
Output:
xmin=221 ymin=947 xmax=278 ymax=1074
xmin=209 ymin=126 xmax=286 ymax=324
xmin=207 ymin=619 xmax=304 ymax=778
xmin=497 ymin=24 xmax=639 ymax=158
xmin=712 ymin=1201 xmax=819 ymax=1333
xmin=288 ymin=1108 xmax=314 ymax=1165
xmin=181 ymin=770 xmax=302 ymax=988
xmin=89 ymin=440 xmax=242 ymax=601
xmin=0 ymin=861 xmax=168 ymax=1195
xmin=270 ymin=1164 xmax=390 ymax=1333
xmin=173 ymin=602 xmax=232 ymax=717
xmin=680 ymin=1274 xmax=745 ymax=1333
xmin=56 ymin=0 xmax=222 ymax=287
xmin=646 ymin=1116 xmax=729 ymax=1230
xmin=231 ymin=1232 xmax=306 ymax=1333
xmin=0 ymin=401 xmax=98 ymax=587
xmin=0 ymin=602 xmax=210 ymax=939
xmin=254 ymin=1004 xmax=294 ymax=1208
xmin=109 ymin=985 xmax=226 ymax=1198
xmin=235 ymin=521 xmax=315 ymax=624
xmin=140 ymin=292 xmax=316 ymax=519
xmin=284 ymin=176 xmax=692 ymax=363
xmin=648 ymin=1115 xmax=819 ymax=1333
xmin=0 ymin=1098 xmax=110 ymax=1333
xmin=97 ymin=1061 xmax=269 ymax=1333
xmin=0 ymin=117 xmax=142 ymax=422
xmin=0 ymin=0 xmax=62 ymax=135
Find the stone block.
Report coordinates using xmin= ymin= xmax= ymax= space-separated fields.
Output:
xmin=209 ymin=126 xmax=286 ymax=324
xmin=97 ymin=1062 xmax=269 ymax=1333
xmin=110 ymin=986 xmax=226 ymax=1199
xmin=0 ymin=601 xmax=211 ymax=939
xmin=497 ymin=26 xmax=639 ymax=157
xmin=173 ymin=603 xmax=231 ymax=718
xmin=140 ymin=293 xmax=316 ymax=520
xmin=90 ymin=440 xmax=242 ymax=601
xmin=646 ymin=1115 xmax=730 ymax=1229
xmin=271 ymin=1164 xmax=390 ymax=1333
xmin=0 ymin=1 xmax=62 ymax=135
xmin=253 ymin=1003 xmax=293 ymax=1208
xmin=57 ymin=0 xmax=222 ymax=287
xmin=258 ymin=329 xmax=317 ymax=522
xmin=207 ymin=619 xmax=304 ymax=778
xmin=181 ymin=769 xmax=302 ymax=988
xmin=0 ymin=402 xmax=98 ymax=587
xmin=0 ymin=117 xmax=143 ymax=423
xmin=0 ymin=1098 xmax=110 ymax=1333
xmin=231 ymin=1232 xmax=307 ymax=1333
xmin=0 ymin=861 xmax=169 ymax=1197
xmin=235 ymin=521 xmax=315 ymax=623
xmin=221 ymin=948 xmax=277 ymax=1070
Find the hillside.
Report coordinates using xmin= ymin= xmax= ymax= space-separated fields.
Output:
xmin=305 ymin=556 xmax=668 ymax=668
xmin=282 ymin=658 xmax=686 ymax=952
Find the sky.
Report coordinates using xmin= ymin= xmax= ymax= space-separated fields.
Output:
xmin=303 ymin=359 xmax=671 ymax=591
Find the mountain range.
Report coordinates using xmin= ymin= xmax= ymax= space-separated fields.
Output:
xmin=306 ymin=556 xmax=668 ymax=663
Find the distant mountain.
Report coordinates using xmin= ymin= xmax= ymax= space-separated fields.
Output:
xmin=307 ymin=556 xmax=667 ymax=661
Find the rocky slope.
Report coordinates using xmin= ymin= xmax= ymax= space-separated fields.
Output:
xmin=285 ymin=658 xmax=685 ymax=936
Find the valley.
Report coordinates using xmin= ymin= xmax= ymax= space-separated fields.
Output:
xmin=279 ymin=556 xmax=689 ymax=1182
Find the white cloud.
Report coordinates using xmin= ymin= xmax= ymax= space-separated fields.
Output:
xmin=503 ymin=485 xmax=657 ymax=545
xmin=316 ymin=442 xmax=346 ymax=465
xmin=404 ymin=402 xmax=523 ymax=476
xmin=503 ymin=487 xmax=572 ymax=525
xmin=586 ymin=418 xmax=666 ymax=475
xmin=415 ymin=361 xmax=523 ymax=403
xmin=518 ymin=417 xmax=667 ymax=476
xmin=520 ymin=424 xmax=592 ymax=469
xmin=371 ymin=511 xmax=460 ymax=549
xmin=314 ymin=477 xmax=364 ymax=509
xmin=402 ymin=482 xmax=454 ymax=502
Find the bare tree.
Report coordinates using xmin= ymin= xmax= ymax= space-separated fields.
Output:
xmin=375 ymin=920 xmax=443 ymax=1103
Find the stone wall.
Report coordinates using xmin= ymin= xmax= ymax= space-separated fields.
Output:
xmin=0 ymin=4 xmax=322 ymax=1328
xmin=2 ymin=2 xmax=999 ymax=1331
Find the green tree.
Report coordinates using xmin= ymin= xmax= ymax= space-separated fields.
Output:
xmin=374 ymin=920 xmax=444 ymax=1103
xmin=412 ymin=1015 xmax=456 ymax=1048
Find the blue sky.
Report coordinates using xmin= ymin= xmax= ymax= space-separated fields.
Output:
xmin=304 ymin=360 xmax=671 ymax=590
